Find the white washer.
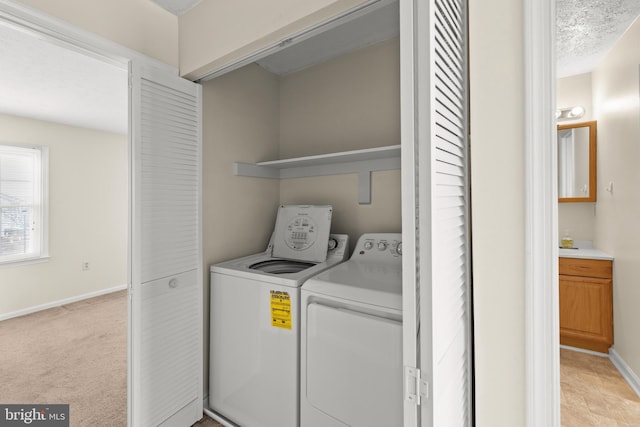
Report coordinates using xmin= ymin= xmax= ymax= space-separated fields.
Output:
xmin=300 ymin=233 xmax=403 ymax=427
xmin=209 ymin=205 xmax=349 ymax=427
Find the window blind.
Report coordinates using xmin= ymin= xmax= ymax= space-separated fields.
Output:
xmin=0 ymin=144 xmax=44 ymax=263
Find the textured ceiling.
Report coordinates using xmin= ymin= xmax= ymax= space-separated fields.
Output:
xmin=0 ymin=23 xmax=127 ymax=135
xmin=557 ymin=0 xmax=640 ymax=77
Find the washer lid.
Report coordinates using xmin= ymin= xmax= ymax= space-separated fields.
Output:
xmin=272 ymin=205 xmax=333 ymax=263
xmin=302 ymin=259 xmax=402 ymax=310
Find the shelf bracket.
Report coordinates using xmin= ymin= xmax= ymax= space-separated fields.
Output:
xmin=358 ymin=169 xmax=372 ymax=204
xmin=233 ymin=162 xmax=280 ymax=179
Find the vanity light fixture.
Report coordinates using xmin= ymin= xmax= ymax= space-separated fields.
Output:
xmin=556 ymin=105 xmax=585 ymax=121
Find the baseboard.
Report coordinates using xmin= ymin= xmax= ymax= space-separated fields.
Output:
xmin=202 ymin=397 xmax=238 ymax=427
xmin=0 ymin=284 xmax=128 ymax=321
xmin=560 ymin=344 xmax=608 ymax=357
xmin=609 ymin=348 xmax=640 ymax=399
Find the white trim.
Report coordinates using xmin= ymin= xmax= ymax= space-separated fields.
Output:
xmin=0 ymin=255 xmax=50 ymax=268
xmin=202 ymin=407 xmax=237 ymax=427
xmin=399 ymin=0 xmax=419 ymax=425
xmin=0 ymin=0 xmax=176 ymax=74
xmin=0 ymin=283 xmax=127 ymax=322
xmin=126 ymin=61 xmax=134 ymax=427
xmin=559 ymin=344 xmax=608 ymax=358
xmin=609 ymin=348 xmax=640 ymax=399
xmin=40 ymin=145 xmax=49 ymax=258
xmin=524 ymin=0 xmax=559 ymax=426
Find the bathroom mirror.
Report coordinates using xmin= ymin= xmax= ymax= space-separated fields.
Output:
xmin=557 ymin=120 xmax=597 ymax=202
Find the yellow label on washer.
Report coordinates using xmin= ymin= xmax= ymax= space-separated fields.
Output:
xmin=270 ymin=290 xmax=292 ymax=329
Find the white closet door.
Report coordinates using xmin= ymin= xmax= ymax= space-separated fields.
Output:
xmin=128 ymin=62 xmax=203 ymax=427
xmin=401 ymin=0 xmax=472 ymax=426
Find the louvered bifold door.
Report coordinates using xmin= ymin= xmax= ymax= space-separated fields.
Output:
xmin=401 ymin=0 xmax=472 ymax=425
xmin=128 ymin=63 xmax=203 ymax=427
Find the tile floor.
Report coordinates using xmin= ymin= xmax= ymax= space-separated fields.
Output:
xmin=561 ymin=348 xmax=640 ymax=426
xmin=193 ymin=416 xmax=223 ymax=426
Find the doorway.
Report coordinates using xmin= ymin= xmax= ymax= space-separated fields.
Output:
xmin=0 ymin=19 xmax=129 ymax=424
xmin=524 ymin=1 xmax=640 ymax=425
xmin=555 ymin=3 xmax=640 ymax=425
xmin=0 ymin=3 xmax=204 ymax=426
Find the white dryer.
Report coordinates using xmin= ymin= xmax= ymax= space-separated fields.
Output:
xmin=300 ymin=233 xmax=403 ymax=427
xmin=209 ymin=205 xmax=349 ymax=427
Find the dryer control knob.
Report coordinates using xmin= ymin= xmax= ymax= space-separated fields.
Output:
xmin=377 ymin=241 xmax=388 ymax=251
xmin=364 ymin=241 xmax=374 ymax=250
xmin=328 ymin=238 xmax=338 ymax=250
xmin=396 ymin=242 xmax=403 ymax=255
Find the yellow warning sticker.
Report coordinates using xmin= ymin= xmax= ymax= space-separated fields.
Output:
xmin=270 ymin=290 xmax=292 ymax=330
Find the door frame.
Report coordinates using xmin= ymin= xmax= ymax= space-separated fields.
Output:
xmin=198 ymin=2 xmax=423 ymax=427
xmin=523 ymin=0 xmax=560 ymax=426
xmin=0 ymin=1 xmax=174 ymax=73
xmin=0 ymin=2 xmax=181 ymax=426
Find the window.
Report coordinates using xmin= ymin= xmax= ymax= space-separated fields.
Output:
xmin=0 ymin=144 xmax=48 ymax=264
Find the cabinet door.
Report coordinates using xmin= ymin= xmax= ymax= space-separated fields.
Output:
xmin=559 ymin=275 xmax=613 ymax=353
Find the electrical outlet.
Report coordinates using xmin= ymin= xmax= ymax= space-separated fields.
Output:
xmin=82 ymin=262 xmax=90 ymax=271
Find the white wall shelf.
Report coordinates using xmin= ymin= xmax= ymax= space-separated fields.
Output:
xmin=234 ymin=144 xmax=400 ymax=204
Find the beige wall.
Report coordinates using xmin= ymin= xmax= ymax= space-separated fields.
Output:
xmin=557 ymin=73 xmax=597 ymax=242
xmin=279 ymin=38 xmax=400 ymax=157
xmin=16 ymin=0 xmax=178 ymax=67
xmin=469 ymin=0 xmax=526 ymax=425
xmin=202 ymin=64 xmax=281 ymax=264
xmin=0 ymin=113 xmax=127 ymax=317
xmin=179 ymin=0 xmax=369 ymax=79
xmin=202 ymin=63 xmax=281 ymax=393
xmin=280 ymin=171 xmax=401 ymax=243
xmin=557 ymin=72 xmax=594 ymax=121
xmin=557 ymin=202 xmax=596 ymax=242
xmin=591 ymin=16 xmax=640 ymax=377
xmin=279 ymin=38 xmax=401 ymax=241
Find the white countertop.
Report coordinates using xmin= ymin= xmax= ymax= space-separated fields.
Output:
xmin=559 ymin=240 xmax=614 ymax=261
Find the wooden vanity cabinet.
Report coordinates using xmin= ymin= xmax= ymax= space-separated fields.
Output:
xmin=559 ymin=257 xmax=613 ymax=353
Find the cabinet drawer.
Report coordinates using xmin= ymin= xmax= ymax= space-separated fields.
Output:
xmin=559 ymin=257 xmax=612 ymax=279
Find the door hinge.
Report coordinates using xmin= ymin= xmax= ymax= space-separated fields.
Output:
xmin=404 ymin=366 xmax=429 ymax=406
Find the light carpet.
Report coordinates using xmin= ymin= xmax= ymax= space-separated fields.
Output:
xmin=0 ymin=290 xmax=128 ymax=426
xmin=0 ymin=290 xmax=223 ymax=427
